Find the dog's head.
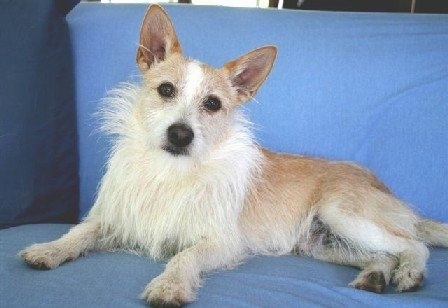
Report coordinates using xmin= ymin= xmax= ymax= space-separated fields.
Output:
xmin=134 ymin=5 xmax=276 ymax=160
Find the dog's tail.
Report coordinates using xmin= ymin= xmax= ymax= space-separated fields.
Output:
xmin=417 ymin=219 xmax=448 ymax=247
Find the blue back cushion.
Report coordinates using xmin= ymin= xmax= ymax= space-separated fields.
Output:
xmin=68 ymin=4 xmax=447 ymax=222
xmin=0 ymin=0 xmax=79 ymax=228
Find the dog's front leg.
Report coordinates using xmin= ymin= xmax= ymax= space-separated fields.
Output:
xmin=142 ymin=239 xmax=243 ymax=307
xmin=20 ymin=218 xmax=101 ymax=269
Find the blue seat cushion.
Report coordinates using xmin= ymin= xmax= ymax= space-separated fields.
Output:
xmin=0 ymin=0 xmax=79 ymax=228
xmin=1 ymin=224 xmax=447 ymax=307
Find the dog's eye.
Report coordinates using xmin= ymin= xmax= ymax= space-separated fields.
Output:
xmin=157 ymin=82 xmax=175 ymax=98
xmin=203 ymin=96 xmax=221 ymax=112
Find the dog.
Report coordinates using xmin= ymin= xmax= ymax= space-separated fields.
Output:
xmin=20 ymin=4 xmax=448 ymax=307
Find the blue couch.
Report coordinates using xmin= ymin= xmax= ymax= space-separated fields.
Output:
xmin=1 ymin=1 xmax=447 ymax=307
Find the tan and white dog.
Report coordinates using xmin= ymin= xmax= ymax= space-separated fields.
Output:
xmin=20 ymin=5 xmax=448 ymax=307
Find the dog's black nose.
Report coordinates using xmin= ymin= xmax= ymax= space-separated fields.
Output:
xmin=167 ymin=123 xmax=194 ymax=148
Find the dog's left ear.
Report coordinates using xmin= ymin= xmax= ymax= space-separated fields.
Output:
xmin=136 ymin=5 xmax=182 ymax=71
xmin=222 ymin=46 xmax=277 ymax=104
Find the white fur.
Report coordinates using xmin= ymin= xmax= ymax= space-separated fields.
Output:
xmin=90 ymin=83 xmax=262 ymax=260
xmin=183 ymin=62 xmax=204 ymax=105
xmin=321 ymin=204 xmax=412 ymax=253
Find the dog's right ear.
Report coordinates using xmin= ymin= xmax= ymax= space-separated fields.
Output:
xmin=136 ymin=5 xmax=182 ymax=71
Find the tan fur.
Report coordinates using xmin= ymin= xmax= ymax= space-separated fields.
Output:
xmin=20 ymin=5 xmax=448 ymax=307
xmin=240 ymin=149 xmax=420 ymax=254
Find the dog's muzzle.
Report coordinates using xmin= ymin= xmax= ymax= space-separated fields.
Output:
xmin=164 ymin=123 xmax=194 ymax=156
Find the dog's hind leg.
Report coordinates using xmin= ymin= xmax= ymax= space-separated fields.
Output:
xmin=299 ymin=215 xmax=398 ymax=293
xmin=19 ymin=218 xmax=101 ymax=270
xmin=302 ymin=208 xmax=428 ymax=293
xmin=391 ymin=242 xmax=428 ymax=292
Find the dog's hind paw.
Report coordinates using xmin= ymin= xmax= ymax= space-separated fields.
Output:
xmin=350 ymin=271 xmax=387 ymax=293
xmin=393 ymin=266 xmax=424 ymax=292
xmin=141 ymin=274 xmax=194 ymax=307
xmin=19 ymin=242 xmax=69 ymax=270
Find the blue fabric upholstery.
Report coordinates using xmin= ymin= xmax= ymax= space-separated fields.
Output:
xmin=69 ymin=4 xmax=448 ymax=222
xmin=1 ymin=2 xmax=447 ymax=307
xmin=0 ymin=0 xmax=79 ymax=228
xmin=1 ymin=224 xmax=447 ymax=307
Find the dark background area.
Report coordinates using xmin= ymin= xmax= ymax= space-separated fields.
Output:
xmin=85 ymin=0 xmax=448 ymax=13
xmin=280 ymin=0 xmax=448 ymax=13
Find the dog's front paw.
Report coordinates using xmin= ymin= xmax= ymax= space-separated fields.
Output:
xmin=19 ymin=242 xmax=69 ymax=270
xmin=141 ymin=274 xmax=195 ymax=307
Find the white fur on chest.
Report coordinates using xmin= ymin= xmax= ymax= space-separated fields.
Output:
xmin=90 ymin=136 xmax=260 ymax=259
xmin=92 ymin=152 xmax=237 ymax=259
xmin=88 ymin=84 xmax=261 ymax=259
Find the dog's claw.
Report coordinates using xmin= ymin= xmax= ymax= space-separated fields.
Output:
xmin=149 ymin=298 xmax=182 ymax=308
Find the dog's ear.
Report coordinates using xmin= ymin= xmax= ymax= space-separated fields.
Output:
xmin=223 ymin=46 xmax=277 ymax=104
xmin=136 ymin=5 xmax=182 ymax=71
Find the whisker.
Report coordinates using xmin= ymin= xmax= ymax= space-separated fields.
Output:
xmin=250 ymin=96 xmax=261 ymax=104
